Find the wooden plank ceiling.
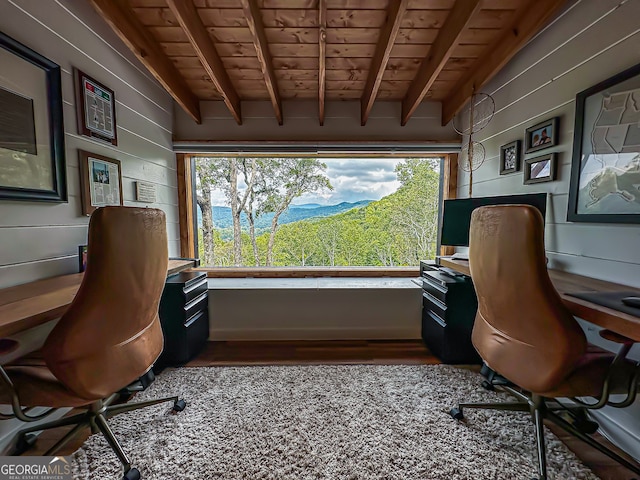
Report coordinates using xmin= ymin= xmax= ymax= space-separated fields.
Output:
xmin=90 ymin=0 xmax=567 ymax=126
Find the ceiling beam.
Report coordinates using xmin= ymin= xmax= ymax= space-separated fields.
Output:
xmin=441 ymin=0 xmax=569 ymax=126
xmin=361 ymin=0 xmax=408 ymax=127
xmin=318 ymin=0 xmax=327 ymax=126
xmin=401 ymin=0 xmax=481 ymax=126
xmin=166 ymin=0 xmax=241 ymax=125
xmin=240 ymin=0 xmax=283 ymax=125
xmin=88 ymin=0 xmax=201 ymax=124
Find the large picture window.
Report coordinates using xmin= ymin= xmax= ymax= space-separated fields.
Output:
xmin=190 ymin=155 xmax=444 ymax=268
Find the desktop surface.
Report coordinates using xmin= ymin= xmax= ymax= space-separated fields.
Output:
xmin=438 ymin=256 xmax=640 ymax=341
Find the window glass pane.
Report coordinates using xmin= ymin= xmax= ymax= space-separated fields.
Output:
xmin=194 ymin=156 xmax=442 ymax=267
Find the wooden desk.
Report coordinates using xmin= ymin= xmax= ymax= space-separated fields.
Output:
xmin=0 ymin=259 xmax=195 ymax=338
xmin=438 ymin=257 xmax=640 ymax=342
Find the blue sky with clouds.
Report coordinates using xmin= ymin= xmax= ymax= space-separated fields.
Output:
xmin=210 ymin=158 xmax=403 ymax=207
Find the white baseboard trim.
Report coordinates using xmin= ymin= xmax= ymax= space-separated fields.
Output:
xmin=0 ymin=407 xmax=69 ymax=455
xmin=591 ymin=409 xmax=640 ymax=463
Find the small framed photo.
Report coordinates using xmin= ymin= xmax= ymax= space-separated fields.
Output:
xmin=499 ymin=140 xmax=521 ymax=175
xmin=78 ymin=149 xmax=123 ymax=216
xmin=78 ymin=245 xmax=88 ymax=272
xmin=524 ymin=153 xmax=556 ymax=185
xmin=524 ymin=117 xmax=558 ymax=154
xmin=74 ymin=68 xmax=118 ymax=146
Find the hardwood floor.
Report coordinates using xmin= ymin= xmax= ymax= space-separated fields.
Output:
xmin=22 ymin=340 xmax=639 ymax=480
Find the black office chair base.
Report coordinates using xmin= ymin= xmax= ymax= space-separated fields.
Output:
xmin=13 ymin=394 xmax=186 ymax=479
xmin=449 ymin=387 xmax=640 ymax=480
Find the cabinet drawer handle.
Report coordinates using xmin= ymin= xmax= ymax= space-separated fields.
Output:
xmin=426 ymin=310 xmax=446 ymax=328
xmin=184 ymin=291 xmax=208 ymax=311
xmin=422 ymin=291 xmax=447 ymax=311
xmin=184 ymin=309 xmax=205 ymax=328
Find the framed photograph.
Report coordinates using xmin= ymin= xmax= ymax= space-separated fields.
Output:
xmin=0 ymin=32 xmax=66 ymax=202
xmin=78 ymin=150 xmax=123 ymax=216
xmin=524 ymin=153 xmax=556 ymax=185
xmin=567 ymin=63 xmax=640 ymax=224
xmin=78 ymin=245 xmax=88 ymax=273
xmin=525 ymin=117 xmax=559 ymax=154
xmin=499 ymin=140 xmax=521 ymax=175
xmin=74 ymin=68 xmax=118 ymax=146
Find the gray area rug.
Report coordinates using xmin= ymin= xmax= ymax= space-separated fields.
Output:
xmin=72 ymin=365 xmax=598 ymax=479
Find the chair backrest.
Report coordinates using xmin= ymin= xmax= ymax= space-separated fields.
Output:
xmin=42 ymin=207 xmax=168 ymax=400
xmin=469 ymin=205 xmax=586 ymax=393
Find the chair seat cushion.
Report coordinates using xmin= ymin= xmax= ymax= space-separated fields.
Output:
xmin=0 ymin=352 xmax=94 ymax=408
xmin=540 ymin=349 xmax=637 ymax=398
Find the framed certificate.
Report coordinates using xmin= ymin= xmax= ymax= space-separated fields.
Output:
xmin=78 ymin=150 xmax=123 ymax=215
xmin=74 ymin=69 xmax=118 ymax=146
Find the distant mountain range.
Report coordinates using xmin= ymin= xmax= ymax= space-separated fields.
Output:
xmin=199 ymin=200 xmax=373 ymax=234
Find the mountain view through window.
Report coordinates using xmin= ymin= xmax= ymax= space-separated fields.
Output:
xmin=194 ymin=156 xmax=442 ymax=267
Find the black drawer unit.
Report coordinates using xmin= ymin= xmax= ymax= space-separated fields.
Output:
xmin=420 ymin=262 xmax=480 ymax=364
xmin=156 ymin=271 xmax=209 ymax=368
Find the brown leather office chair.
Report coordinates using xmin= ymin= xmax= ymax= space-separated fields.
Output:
xmin=0 ymin=207 xmax=185 ymax=480
xmin=449 ymin=205 xmax=639 ymax=480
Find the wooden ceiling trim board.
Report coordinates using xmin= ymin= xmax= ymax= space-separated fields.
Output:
xmin=318 ymin=0 xmax=327 ymax=126
xmin=401 ymin=0 xmax=482 ymax=126
xmin=240 ymin=0 xmax=284 ymax=125
xmin=89 ymin=0 xmax=201 ymax=123
xmin=166 ymin=0 xmax=242 ymax=125
xmin=361 ymin=0 xmax=409 ymax=126
xmin=441 ymin=0 xmax=568 ymax=125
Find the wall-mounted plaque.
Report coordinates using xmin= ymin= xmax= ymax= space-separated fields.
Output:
xmin=78 ymin=149 xmax=123 ymax=215
xmin=135 ymin=181 xmax=157 ymax=203
xmin=74 ymin=68 xmax=117 ymax=145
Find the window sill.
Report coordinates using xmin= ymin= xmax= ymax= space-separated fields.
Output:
xmin=195 ymin=266 xmax=420 ymax=278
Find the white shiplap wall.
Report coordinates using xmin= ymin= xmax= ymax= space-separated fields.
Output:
xmin=173 ymin=99 xmax=457 ymax=143
xmin=457 ymin=0 xmax=640 ymax=461
xmin=0 ymin=0 xmax=180 ymax=290
xmin=458 ymin=0 xmax=640 ymax=286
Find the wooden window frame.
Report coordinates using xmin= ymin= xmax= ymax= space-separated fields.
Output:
xmin=176 ymin=153 xmax=458 ymax=277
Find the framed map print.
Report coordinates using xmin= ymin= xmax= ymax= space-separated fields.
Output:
xmin=568 ymin=63 xmax=640 ymax=223
xmin=74 ymin=69 xmax=118 ymax=146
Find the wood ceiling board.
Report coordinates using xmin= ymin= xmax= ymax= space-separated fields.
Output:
xmin=361 ymin=0 xmax=408 ymax=126
xmin=240 ymin=0 xmax=284 ymax=125
xmin=327 ymin=0 xmax=525 ymax=8
xmin=442 ymin=0 xmax=569 ymax=125
xmin=166 ymin=0 xmax=242 ymax=124
xmin=90 ymin=0 xmax=201 ymax=123
xmin=401 ymin=0 xmax=481 ymax=125
xmin=319 ymin=0 xmax=327 ymax=125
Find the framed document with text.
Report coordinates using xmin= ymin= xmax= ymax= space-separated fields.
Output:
xmin=78 ymin=150 xmax=123 ymax=215
xmin=74 ymin=69 xmax=117 ymax=146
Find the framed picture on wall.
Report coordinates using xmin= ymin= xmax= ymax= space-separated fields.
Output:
xmin=499 ymin=140 xmax=521 ymax=175
xmin=74 ymin=68 xmax=118 ymax=146
xmin=0 ymin=32 xmax=66 ymax=202
xmin=524 ymin=117 xmax=559 ymax=154
xmin=567 ymin=62 xmax=640 ymax=224
xmin=524 ymin=153 xmax=556 ymax=185
xmin=78 ymin=150 xmax=123 ymax=216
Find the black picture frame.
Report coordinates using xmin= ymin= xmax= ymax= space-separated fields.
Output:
xmin=524 ymin=153 xmax=556 ymax=185
xmin=74 ymin=68 xmax=118 ymax=146
xmin=499 ymin=140 xmax=521 ymax=175
xmin=0 ymin=32 xmax=66 ymax=202
xmin=524 ymin=117 xmax=559 ymax=154
xmin=567 ymin=62 xmax=640 ymax=224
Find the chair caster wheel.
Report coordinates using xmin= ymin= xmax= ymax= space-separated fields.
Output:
xmin=172 ymin=399 xmax=186 ymax=412
xmin=575 ymin=418 xmax=599 ymax=435
xmin=123 ymin=467 xmax=140 ymax=480
xmin=449 ymin=407 xmax=464 ymax=421
xmin=14 ymin=433 xmax=37 ymax=455
xmin=481 ymin=380 xmax=495 ymax=391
